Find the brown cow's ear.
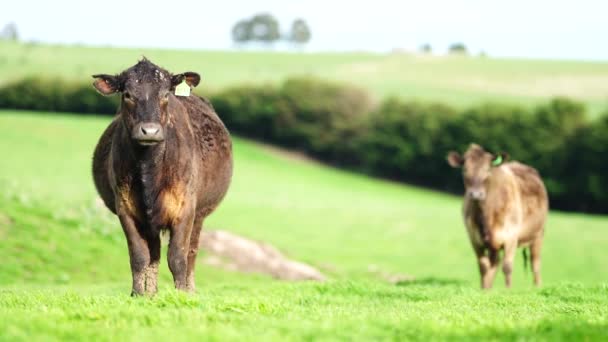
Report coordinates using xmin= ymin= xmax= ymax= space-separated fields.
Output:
xmin=447 ymin=151 xmax=463 ymax=168
xmin=171 ymin=72 xmax=201 ymax=89
xmin=92 ymin=74 xmax=121 ymax=96
xmin=491 ymin=152 xmax=510 ymax=166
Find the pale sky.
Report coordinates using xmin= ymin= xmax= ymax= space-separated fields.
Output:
xmin=2 ymin=0 xmax=607 ymax=60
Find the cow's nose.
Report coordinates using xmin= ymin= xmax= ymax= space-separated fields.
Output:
xmin=141 ymin=123 xmax=160 ymax=136
xmin=133 ymin=122 xmax=164 ymax=145
xmin=469 ymin=190 xmax=486 ymax=200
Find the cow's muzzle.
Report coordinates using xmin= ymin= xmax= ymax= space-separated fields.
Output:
xmin=467 ymin=188 xmax=486 ymax=201
xmin=132 ymin=122 xmax=165 ymax=146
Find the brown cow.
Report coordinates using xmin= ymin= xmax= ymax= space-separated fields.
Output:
xmin=447 ymin=144 xmax=548 ymax=289
xmin=92 ymin=58 xmax=233 ymax=295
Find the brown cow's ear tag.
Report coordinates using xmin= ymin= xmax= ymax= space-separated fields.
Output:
xmin=175 ymin=79 xmax=190 ymax=97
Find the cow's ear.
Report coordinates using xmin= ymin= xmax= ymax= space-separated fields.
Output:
xmin=92 ymin=74 xmax=121 ymax=96
xmin=447 ymin=151 xmax=463 ymax=168
xmin=491 ymin=152 xmax=509 ymax=167
xmin=171 ymin=72 xmax=201 ymax=89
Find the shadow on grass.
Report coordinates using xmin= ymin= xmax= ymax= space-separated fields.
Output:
xmin=395 ymin=277 xmax=467 ymax=287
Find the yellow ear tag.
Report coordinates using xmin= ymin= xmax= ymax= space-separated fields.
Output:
xmin=175 ymin=79 xmax=190 ymax=97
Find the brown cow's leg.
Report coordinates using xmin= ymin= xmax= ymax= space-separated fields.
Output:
xmin=487 ymin=249 xmax=500 ymax=289
xmin=186 ymin=216 xmax=204 ymax=291
xmin=502 ymin=240 xmax=517 ymax=288
xmin=118 ymin=213 xmax=150 ymax=296
xmin=145 ymin=234 xmax=161 ymax=295
xmin=168 ymin=210 xmax=195 ymax=292
xmin=476 ymin=250 xmax=490 ymax=289
xmin=477 ymin=248 xmax=499 ymax=289
xmin=530 ymin=237 xmax=543 ymax=287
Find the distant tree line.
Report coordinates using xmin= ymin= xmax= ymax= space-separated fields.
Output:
xmin=232 ymin=13 xmax=311 ymax=47
xmin=418 ymin=42 xmax=474 ymax=55
xmin=0 ymin=77 xmax=606 ymax=214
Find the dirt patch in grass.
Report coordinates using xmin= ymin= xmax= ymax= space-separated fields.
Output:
xmin=200 ymin=230 xmax=325 ymax=281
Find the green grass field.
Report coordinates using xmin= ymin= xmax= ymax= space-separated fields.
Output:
xmin=2 ymin=41 xmax=608 ymax=116
xmin=0 ymin=111 xmax=606 ymax=340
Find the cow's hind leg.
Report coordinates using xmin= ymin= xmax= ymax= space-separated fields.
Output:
xmin=477 ymin=248 xmax=499 ymax=289
xmin=502 ymin=240 xmax=518 ymax=288
xmin=168 ymin=209 xmax=195 ymax=292
xmin=118 ymin=213 xmax=150 ymax=296
xmin=530 ymin=237 xmax=543 ymax=287
xmin=186 ymin=216 xmax=204 ymax=292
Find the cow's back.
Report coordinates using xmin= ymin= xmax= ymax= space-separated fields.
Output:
xmin=506 ymin=162 xmax=548 ymax=242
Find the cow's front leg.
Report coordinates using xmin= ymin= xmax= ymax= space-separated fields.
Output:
xmin=476 ymin=247 xmax=499 ymax=289
xmin=117 ymin=211 xmax=150 ymax=296
xmin=168 ymin=209 xmax=195 ymax=291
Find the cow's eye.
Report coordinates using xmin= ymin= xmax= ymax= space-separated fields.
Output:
xmin=124 ymin=92 xmax=133 ymax=101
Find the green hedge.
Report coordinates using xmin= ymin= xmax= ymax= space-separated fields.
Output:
xmin=0 ymin=77 xmax=118 ymax=114
xmin=0 ymin=77 xmax=606 ymax=213
xmin=213 ymin=77 xmax=372 ymax=164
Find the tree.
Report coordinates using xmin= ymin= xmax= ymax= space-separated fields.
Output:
xmin=231 ymin=13 xmax=281 ymax=45
xmin=448 ymin=42 xmax=467 ymax=55
xmin=231 ymin=19 xmax=252 ymax=44
xmin=249 ymin=13 xmax=280 ymax=43
xmin=0 ymin=22 xmax=18 ymax=41
xmin=289 ymin=19 xmax=311 ymax=45
xmin=419 ymin=43 xmax=432 ymax=54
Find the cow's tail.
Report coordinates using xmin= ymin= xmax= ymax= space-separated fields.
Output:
xmin=522 ymin=248 xmax=529 ymax=274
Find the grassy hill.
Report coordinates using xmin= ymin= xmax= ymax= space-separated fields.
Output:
xmin=2 ymin=41 xmax=608 ymax=116
xmin=0 ymin=111 xmax=606 ymax=340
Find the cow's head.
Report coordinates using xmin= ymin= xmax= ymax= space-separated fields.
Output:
xmin=92 ymin=58 xmax=200 ymax=146
xmin=447 ymin=144 xmax=509 ymax=201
